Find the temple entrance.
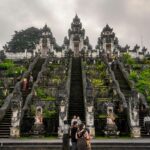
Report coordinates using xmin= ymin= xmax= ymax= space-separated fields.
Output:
xmin=106 ymin=44 xmax=111 ymax=59
xmin=41 ymin=38 xmax=49 ymax=58
xmin=74 ymin=42 xmax=79 ymax=57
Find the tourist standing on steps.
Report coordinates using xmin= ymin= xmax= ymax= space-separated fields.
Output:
xmin=70 ymin=121 xmax=78 ymax=150
xmin=29 ymin=73 xmax=33 ymax=86
xmin=76 ymin=123 xmax=91 ymax=150
xmin=62 ymin=120 xmax=70 ymax=150
xmin=22 ymin=77 xmax=28 ymax=91
xmin=77 ymin=116 xmax=82 ymax=125
xmin=71 ymin=115 xmax=77 ymax=126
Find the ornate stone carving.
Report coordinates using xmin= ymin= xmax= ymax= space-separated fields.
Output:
xmin=10 ymin=90 xmax=22 ymax=138
xmin=131 ymin=127 xmax=141 ymax=138
xmin=104 ymin=102 xmax=120 ymax=136
xmin=32 ymin=106 xmax=45 ymax=136
xmin=129 ymin=94 xmax=139 ymax=127
xmin=58 ymin=100 xmax=67 ymax=138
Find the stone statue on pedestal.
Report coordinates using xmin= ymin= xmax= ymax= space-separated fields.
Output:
xmin=58 ymin=100 xmax=67 ymax=138
xmin=104 ymin=104 xmax=119 ymax=136
xmin=32 ymin=106 xmax=44 ymax=136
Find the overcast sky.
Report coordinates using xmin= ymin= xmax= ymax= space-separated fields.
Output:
xmin=0 ymin=0 xmax=150 ymax=50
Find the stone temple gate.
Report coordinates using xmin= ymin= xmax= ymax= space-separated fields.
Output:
xmin=0 ymin=15 xmax=149 ymax=140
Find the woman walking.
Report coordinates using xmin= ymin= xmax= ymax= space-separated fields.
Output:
xmin=76 ymin=124 xmax=91 ymax=150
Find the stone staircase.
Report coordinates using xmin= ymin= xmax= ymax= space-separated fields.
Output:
xmin=68 ymin=57 xmax=85 ymax=122
xmin=112 ymin=64 xmax=150 ymax=137
xmin=111 ymin=64 xmax=131 ymax=134
xmin=0 ymin=109 xmax=12 ymax=138
xmin=22 ymin=58 xmax=45 ymax=105
xmin=111 ymin=64 xmax=131 ymax=101
xmin=20 ymin=58 xmax=45 ymax=135
xmin=32 ymin=58 xmax=45 ymax=81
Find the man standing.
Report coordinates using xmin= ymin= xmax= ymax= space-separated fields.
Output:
xmin=70 ymin=121 xmax=78 ymax=150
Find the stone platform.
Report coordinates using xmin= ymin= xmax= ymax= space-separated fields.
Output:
xmin=1 ymin=138 xmax=150 ymax=150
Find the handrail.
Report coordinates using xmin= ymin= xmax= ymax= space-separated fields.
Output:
xmin=102 ymin=54 xmax=127 ymax=108
xmin=81 ymin=58 xmax=88 ymax=123
xmin=66 ymin=57 xmax=72 ymax=120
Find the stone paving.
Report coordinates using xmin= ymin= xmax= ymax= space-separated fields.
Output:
xmin=1 ymin=138 xmax=150 ymax=144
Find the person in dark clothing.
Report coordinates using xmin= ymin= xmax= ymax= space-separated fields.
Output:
xmin=70 ymin=121 xmax=78 ymax=150
xmin=62 ymin=120 xmax=70 ymax=150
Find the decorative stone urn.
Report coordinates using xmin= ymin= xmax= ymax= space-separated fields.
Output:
xmin=131 ymin=127 xmax=141 ymax=138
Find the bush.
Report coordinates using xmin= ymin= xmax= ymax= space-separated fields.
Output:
xmin=135 ymin=69 xmax=150 ymax=97
xmin=0 ymin=60 xmax=15 ymax=69
xmin=36 ymin=87 xmax=55 ymax=101
xmin=92 ymin=79 xmax=104 ymax=87
xmin=129 ymin=71 xmax=138 ymax=82
xmin=122 ymin=53 xmax=135 ymax=65
xmin=43 ymin=109 xmax=56 ymax=118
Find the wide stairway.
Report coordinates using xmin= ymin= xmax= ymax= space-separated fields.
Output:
xmin=111 ymin=63 xmax=131 ymax=103
xmin=68 ymin=57 xmax=85 ymax=122
xmin=0 ymin=109 xmax=12 ymax=138
xmin=0 ymin=58 xmax=45 ymax=138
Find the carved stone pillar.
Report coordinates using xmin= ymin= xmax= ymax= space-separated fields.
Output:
xmin=58 ymin=100 xmax=67 ymax=138
xmin=86 ymin=105 xmax=95 ymax=138
xmin=129 ymin=92 xmax=141 ymax=138
xmin=10 ymin=91 xmax=22 ymax=138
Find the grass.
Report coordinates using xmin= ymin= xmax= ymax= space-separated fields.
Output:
xmin=95 ymin=135 xmax=131 ymax=139
xmin=19 ymin=136 xmax=58 ymax=140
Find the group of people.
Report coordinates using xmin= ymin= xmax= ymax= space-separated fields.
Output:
xmin=62 ymin=115 xmax=92 ymax=150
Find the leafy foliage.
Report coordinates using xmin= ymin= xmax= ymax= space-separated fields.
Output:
xmin=129 ymin=71 xmax=138 ymax=82
xmin=36 ymin=87 xmax=55 ymax=101
xmin=136 ymin=69 xmax=150 ymax=97
xmin=6 ymin=27 xmax=41 ymax=52
xmin=0 ymin=60 xmax=26 ymax=77
xmin=43 ymin=109 xmax=56 ymax=118
xmin=0 ymin=59 xmax=15 ymax=69
xmin=91 ymin=79 xmax=104 ymax=87
xmin=122 ymin=53 xmax=135 ymax=65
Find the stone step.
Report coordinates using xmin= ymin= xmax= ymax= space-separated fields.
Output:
xmin=69 ymin=58 xmax=85 ymax=121
xmin=1 ymin=140 xmax=150 ymax=150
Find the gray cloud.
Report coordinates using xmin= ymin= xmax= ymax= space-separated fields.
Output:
xmin=0 ymin=0 xmax=150 ymax=50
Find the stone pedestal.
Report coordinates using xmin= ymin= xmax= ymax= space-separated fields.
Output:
xmin=10 ymin=127 xmax=20 ymax=138
xmin=131 ymin=127 xmax=141 ymax=138
xmin=88 ymin=126 xmax=95 ymax=138
xmin=58 ymin=126 xmax=63 ymax=139
xmin=33 ymin=124 xmax=45 ymax=137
